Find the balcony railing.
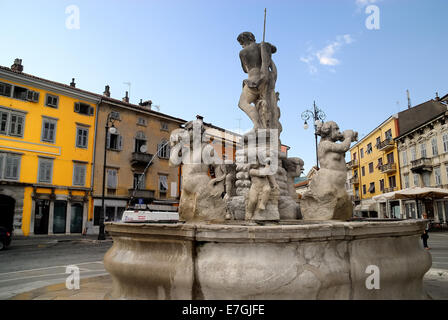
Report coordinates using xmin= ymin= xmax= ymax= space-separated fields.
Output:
xmin=349 ymin=176 xmax=359 ymax=184
xmin=131 ymin=152 xmax=154 ymax=166
xmin=379 ymin=162 xmax=396 ymax=174
xmin=410 ymin=157 xmax=433 ymax=172
xmin=376 ymin=138 xmax=394 ymax=151
xmin=128 ymin=189 xmax=155 ymax=199
xmin=353 ymin=195 xmax=361 ymax=201
xmin=346 ymin=159 xmax=359 ymax=169
xmin=383 ymin=187 xmax=396 ymax=193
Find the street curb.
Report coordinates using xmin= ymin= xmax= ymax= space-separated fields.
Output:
xmin=8 ymin=238 xmax=113 ymax=249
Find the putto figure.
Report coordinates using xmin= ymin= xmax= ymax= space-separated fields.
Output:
xmin=301 ymin=121 xmax=358 ymax=220
xmin=237 ymin=31 xmax=280 ymax=131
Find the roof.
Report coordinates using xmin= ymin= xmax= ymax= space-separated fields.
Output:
xmin=440 ymin=92 xmax=448 ymax=102
xmin=397 ymin=99 xmax=447 ymax=137
xmin=0 ymin=64 xmax=187 ymax=124
xmin=350 ymin=115 xmax=396 ymax=150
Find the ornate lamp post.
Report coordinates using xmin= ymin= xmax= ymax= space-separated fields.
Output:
xmin=98 ymin=113 xmax=120 ymax=240
xmin=301 ymin=101 xmax=326 ymax=169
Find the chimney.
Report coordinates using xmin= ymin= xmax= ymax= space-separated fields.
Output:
xmin=103 ymin=85 xmax=110 ymax=97
xmin=139 ymin=99 xmax=152 ymax=109
xmin=196 ymin=115 xmax=204 ymax=121
xmin=11 ymin=58 xmax=23 ymax=73
xmin=436 ymin=92 xmax=439 ymax=101
xmin=70 ymin=78 xmax=76 ymax=88
xmin=122 ymin=91 xmax=129 ymax=103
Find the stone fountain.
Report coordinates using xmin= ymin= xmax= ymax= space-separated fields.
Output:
xmin=103 ymin=32 xmax=431 ymax=299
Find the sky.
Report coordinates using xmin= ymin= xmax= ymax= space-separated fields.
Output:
xmin=1 ymin=0 xmax=447 ymax=173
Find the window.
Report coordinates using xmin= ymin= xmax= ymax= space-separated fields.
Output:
xmin=362 ymin=184 xmax=366 ymax=194
xmin=0 ymin=108 xmax=26 ymax=137
xmin=107 ymin=169 xmax=118 ymax=194
xmin=432 ymin=137 xmax=438 ymax=156
xmin=410 ymin=146 xmax=416 ymax=161
xmin=160 ymin=122 xmax=169 ymax=131
xmin=386 ymin=152 xmax=394 ymax=164
xmin=0 ymin=153 xmax=21 ymax=180
xmin=137 ymin=117 xmax=147 ymax=126
xmin=11 ymin=85 xmax=39 ymax=102
xmin=443 ymin=133 xmax=448 ymax=153
xmin=74 ymin=102 xmax=94 ymax=116
xmin=377 ymin=158 xmax=383 ymax=168
xmin=435 ymin=167 xmax=441 ymax=186
xmin=369 ymin=182 xmax=375 ymax=193
xmin=133 ymin=173 xmax=145 ymax=190
xmin=157 ymin=140 xmax=170 ymax=159
xmin=366 ymin=143 xmax=372 ymax=154
xmin=420 ymin=142 xmax=427 ymax=158
xmin=134 ymin=131 xmax=147 ymax=153
xmin=360 ymin=148 xmax=364 ymax=158
xmin=402 ymin=150 xmax=408 ymax=166
xmin=353 ymin=152 xmax=357 ymax=160
xmin=73 ymin=163 xmax=86 ymax=186
xmin=0 ymin=82 xmax=12 ymax=97
xmin=76 ymin=127 xmax=88 ymax=148
xmin=379 ymin=179 xmax=385 ymax=192
xmin=355 ymin=187 xmax=359 ymax=197
xmin=353 ymin=169 xmax=358 ymax=178
xmin=368 ymin=162 xmax=374 ymax=173
xmin=388 ymin=175 xmax=397 ymax=189
xmin=107 ymin=132 xmax=122 ymax=151
xmin=376 ymin=137 xmax=381 ymax=147
xmin=41 ymin=118 xmax=57 ymax=143
xmin=110 ymin=111 xmax=121 ymax=120
xmin=413 ymin=173 xmax=419 ymax=187
xmin=422 ymin=172 xmax=430 ymax=187
xmin=404 ymin=174 xmax=410 ymax=188
xmin=45 ymin=94 xmax=59 ymax=108
xmin=361 ymin=166 xmax=365 ymax=176
xmin=38 ymin=158 xmax=53 ymax=183
xmin=159 ymin=175 xmax=168 ymax=193
xmin=385 ymin=129 xmax=392 ymax=140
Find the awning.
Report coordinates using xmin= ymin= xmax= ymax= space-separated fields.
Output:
xmin=372 ymin=191 xmax=397 ymax=202
xmin=372 ymin=186 xmax=448 ymax=202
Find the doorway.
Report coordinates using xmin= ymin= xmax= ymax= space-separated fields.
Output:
xmin=70 ymin=203 xmax=83 ymax=233
xmin=34 ymin=200 xmax=50 ymax=234
xmin=53 ymin=201 xmax=67 ymax=234
xmin=0 ymin=195 xmax=15 ymax=232
xmin=423 ymin=200 xmax=434 ymax=219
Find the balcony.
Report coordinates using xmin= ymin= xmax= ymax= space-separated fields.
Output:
xmin=349 ymin=176 xmax=359 ymax=185
xmin=379 ymin=162 xmax=396 ymax=174
xmin=352 ymin=195 xmax=361 ymax=202
xmin=376 ymin=138 xmax=394 ymax=151
xmin=383 ymin=187 xmax=396 ymax=193
xmin=131 ymin=152 xmax=154 ymax=167
xmin=128 ymin=189 xmax=155 ymax=199
xmin=410 ymin=157 xmax=433 ymax=173
xmin=346 ymin=159 xmax=359 ymax=169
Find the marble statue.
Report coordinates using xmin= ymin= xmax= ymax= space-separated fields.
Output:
xmin=237 ymin=31 xmax=281 ymax=132
xmin=169 ymin=119 xmax=227 ymax=222
xmin=277 ymin=157 xmax=304 ymax=219
xmin=301 ymin=121 xmax=358 ymax=220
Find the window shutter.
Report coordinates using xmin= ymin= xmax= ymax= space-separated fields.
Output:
xmin=33 ymin=92 xmax=40 ymax=102
xmin=118 ymin=135 xmax=123 ymax=150
xmin=106 ymin=132 xmax=110 ymax=149
xmin=74 ymin=102 xmax=80 ymax=113
xmin=26 ymin=90 xmax=33 ymax=101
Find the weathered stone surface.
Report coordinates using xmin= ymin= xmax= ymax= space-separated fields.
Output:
xmin=301 ymin=121 xmax=357 ymax=221
xmin=104 ymin=219 xmax=431 ymax=300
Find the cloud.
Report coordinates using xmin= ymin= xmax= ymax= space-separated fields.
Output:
xmin=300 ymin=34 xmax=354 ymax=74
xmin=355 ymin=0 xmax=379 ymax=8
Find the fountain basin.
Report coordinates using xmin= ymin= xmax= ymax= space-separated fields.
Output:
xmin=104 ymin=219 xmax=431 ymax=299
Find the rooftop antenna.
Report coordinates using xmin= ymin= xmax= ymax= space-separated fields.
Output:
xmin=235 ymin=117 xmax=242 ymax=134
xmin=406 ymin=89 xmax=411 ymax=109
xmin=153 ymin=105 xmax=160 ymax=111
xmin=263 ymin=8 xmax=267 ymax=42
xmin=123 ymin=82 xmax=131 ymax=101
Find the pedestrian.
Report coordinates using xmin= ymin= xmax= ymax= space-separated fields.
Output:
xmin=421 ymin=229 xmax=430 ymax=250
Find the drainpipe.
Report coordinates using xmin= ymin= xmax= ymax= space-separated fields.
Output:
xmin=91 ymin=97 xmax=102 ymax=209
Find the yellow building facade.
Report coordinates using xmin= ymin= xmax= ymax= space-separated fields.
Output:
xmin=348 ymin=115 xmax=402 ymax=217
xmin=0 ymin=61 xmax=100 ymax=235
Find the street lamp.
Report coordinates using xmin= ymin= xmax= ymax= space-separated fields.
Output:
xmin=98 ymin=113 xmax=120 ymax=240
xmin=301 ymin=101 xmax=326 ymax=169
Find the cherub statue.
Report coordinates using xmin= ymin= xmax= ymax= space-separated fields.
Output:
xmin=301 ymin=121 xmax=358 ymax=220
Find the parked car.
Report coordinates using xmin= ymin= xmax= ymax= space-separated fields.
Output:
xmin=0 ymin=226 xmax=12 ymax=250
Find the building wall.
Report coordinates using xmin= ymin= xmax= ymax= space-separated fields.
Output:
xmin=349 ymin=117 xmax=401 ymax=202
xmin=91 ymin=101 xmax=184 ymax=226
xmin=0 ymin=74 xmax=98 ymax=235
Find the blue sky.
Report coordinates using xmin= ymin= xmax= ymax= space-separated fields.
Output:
xmin=1 ymin=0 xmax=446 ymax=173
